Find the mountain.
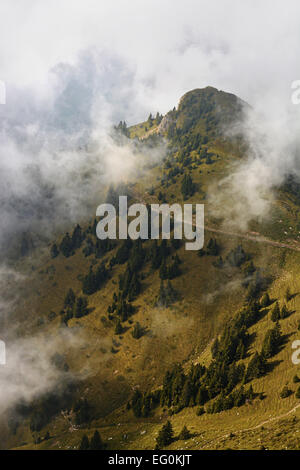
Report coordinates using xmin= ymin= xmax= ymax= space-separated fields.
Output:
xmin=1 ymin=87 xmax=300 ymax=450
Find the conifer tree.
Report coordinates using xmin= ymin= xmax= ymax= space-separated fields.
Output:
xmin=132 ymin=322 xmax=143 ymax=339
xmin=64 ymin=288 xmax=76 ymax=309
xmin=75 ymin=296 xmax=89 ymax=318
xmin=115 ymin=319 xmax=123 ymax=335
xmin=280 ymin=304 xmax=289 ymax=319
xmin=156 ymin=420 xmax=174 ymax=448
xmin=60 ymin=233 xmax=73 ymax=257
xmin=261 ymin=322 xmax=282 ymax=358
xmin=260 ymin=292 xmax=270 ymax=308
xmin=271 ymin=302 xmax=280 ymax=322
xmin=181 ymin=173 xmax=194 ymax=199
xmin=71 ymin=224 xmax=84 ymax=250
xmin=89 ymin=430 xmax=103 ymax=450
xmin=50 ymin=243 xmax=59 ymax=258
xmin=79 ymin=434 xmax=90 ymax=450
xmin=179 ymin=425 xmax=191 ymax=440
xmin=206 ymin=238 xmax=219 ymax=256
xmin=245 ymin=351 xmax=267 ymax=381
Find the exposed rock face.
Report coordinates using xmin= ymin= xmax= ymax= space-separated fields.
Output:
xmin=157 ymin=111 xmax=176 ymax=135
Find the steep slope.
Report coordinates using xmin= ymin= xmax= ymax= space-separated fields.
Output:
xmin=1 ymin=87 xmax=300 ymax=451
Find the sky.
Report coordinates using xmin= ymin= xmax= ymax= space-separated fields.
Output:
xmin=0 ymin=0 xmax=300 ymax=121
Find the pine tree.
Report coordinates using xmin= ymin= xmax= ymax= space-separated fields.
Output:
xmin=196 ymin=406 xmax=205 ymax=416
xmin=245 ymin=351 xmax=267 ymax=381
xmin=115 ymin=319 xmax=123 ymax=335
xmin=261 ymin=322 xmax=282 ymax=358
xmin=74 ymin=399 xmax=91 ymax=425
xmin=280 ymin=304 xmax=289 ymax=319
xmin=89 ymin=430 xmax=103 ymax=450
xmin=159 ymin=259 xmax=168 ymax=280
xmin=79 ymin=434 xmax=90 ymax=450
xmin=260 ymin=292 xmax=270 ymax=308
xmin=71 ymin=224 xmax=84 ymax=250
xmin=206 ymin=238 xmax=219 ymax=256
xmin=50 ymin=243 xmax=59 ymax=258
xmin=181 ymin=173 xmax=194 ymax=199
xmin=280 ymin=385 xmax=292 ymax=398
xmin=75 ymin=297 xmax=89 ymax=318
xmin=132 ymin=322 xmax=143 ymax=339
xmin=181 ymin=380 xmax=192 ymax=407
xmin=60 ymin=233 xmax=73 ymax=257
xmin=156 ymin=420 xmax=174 ymax=448
xmin=195 ymin=387 xmax=208 ymax=406
xmin=64 ymin=288 xmax=76 ymax=309
xmin=271 ymin=302 xmax=280 ymax=322
xmin=179 ymin=425 xmax=191 ymax=440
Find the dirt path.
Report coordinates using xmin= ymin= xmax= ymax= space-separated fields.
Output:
xmin=133 ymin=189 xmax=300 ymax=447
xmin=205 ymin=225 xmax=300 ymax=252
xmin=200 ymin=403 xmax=300 ymax=449
xmin=132 ymin=189 xmax=300 ymax=253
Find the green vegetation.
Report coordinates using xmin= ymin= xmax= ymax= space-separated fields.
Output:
xmin=4 ymin=86 xmax=300 ymax=451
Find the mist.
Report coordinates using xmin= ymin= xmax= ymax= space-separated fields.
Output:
xmin=1 ymin=0 xmax=300 ymax=421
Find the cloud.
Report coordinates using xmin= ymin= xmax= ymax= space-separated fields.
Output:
xmin=0 ymin=328 xmax=89 ymax=415
xmin=1 ymin=0 xmax=300 ymax=422
xmin=0 ymin=1 xmax=299 ymax=240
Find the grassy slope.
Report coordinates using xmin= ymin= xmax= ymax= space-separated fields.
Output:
xmin=3 ymin=87 xmax=300 ymax=450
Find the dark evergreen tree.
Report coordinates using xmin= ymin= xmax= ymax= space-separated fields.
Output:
xmin=89 ymin=430 xmax=103 ymax=450
xmin=75 ymin=296 xmax=89 ymax=318
xmin=64 ymin=288 xmax=76 ymax=309
xmin=82 ymin=264 xmax=109 ymax=295
xmin=261 ymin=322 xmax=282 ymax=358
xmin=79 ymin=434 xmax=90 ymax=450
xmin=115 ymin=319 xmax=123 ymax=335
xmin=226 ymin=244 xmax=247 ymax=267
xmin=280 ymin=385 xmax=292 ymax=399
xmin=114 ymin=239 xmax=132 ymax=265
xmin=50 ymin=243 xmax=59 ymax=259
xmin=71 ymin=224 xmax=84 ymax=250
xmin=245 ymin=352 xmax=267 ymax=381
xmin=60 ymin=233 xmax=73 ymax=257
xmin=260 ymin=292 xmax=270 ymax=308
xmin=206 ymin=238 xmax=219 ymax=256
xmin=156 ymin=280 xmax=178 ymax=307
xmin=156 ymin=420 xmax=174 ymax=448
xmin=131 ymin=390 xmax=143 ymax=417
xmin=74 ymin=399 xmax=91 ymax=425
xmin=181 ymin=173 xmax=194 ymax=199
xmin=271 ymin=302 xmax=280 ymax=322
xmin=132 ymin=322 xmax=144 ymax=339
xmin=179 ymin=425 xmax=191 ymax=440
xmin=280 ymin=304 xmax=289 ymax=319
